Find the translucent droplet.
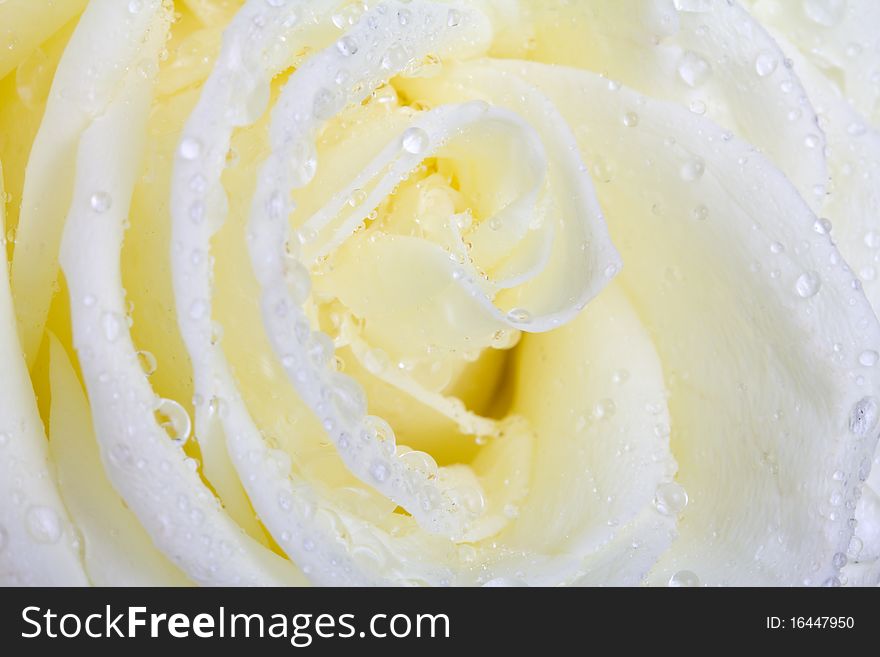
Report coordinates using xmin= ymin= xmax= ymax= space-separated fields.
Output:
xmin=26 ymin=506 xmax=62 ymax=544
xmin=101 ymin=312 xmax=121 ymax=342
xmin=803 ymin=0 xmax=846 ymax=27
xmin=312 ymin=88 xmax=338 ymax=120
xmin=754 ymin=51 xmax=778 ymax=77
xmin=137 ymin=350 xmax=157 ymax=376
xmin=401 ymin=126 xmax=429 ymax=155
xmin=155 ymin=398 xmax=192 ymax=445
xmin=795 ymin=271 xmax=821 ymax=298
xmin=285 ymin=261 xmax=311 ymax=303
xmin=668 ymin=570 xmax=700 ymax=587
xmin=370 ymin=461 xmax=389 ymax=482
xmin=864 ymin=231 xmax=880 ymax=249
xmin=804 ymin=134 xmax=820 ymax=149
xmin=832 ymin=552 xmax=847 ymax=569
xmin=849 ymin=396 xmax=878 ymax=437
xmin=593 ymin=398 xmax=616 ymax=419
xmin=0 ymin=525 xmax=7 ymax=552
xmin=189 ymin=299 xmax=208 ymax=320
xmin=128 ymin=0 xmax=144 ymax=13
xmin=859 ymin=350 xmax=879 ymax=367
xmin=680 ymin=157 xmax=705 ymax=181
xmin=336 ymin=35 xmax=358 ymax=56
xmin=688 ymin=99 xmax=707 ymax=115
xmin=308 ymin=332 xmax=335 ymax=368
xmin=447 ymin=8 xmax=462 ymax=27
xmin=90 ymin=192 xmax=112 ymax=213
xmin=770 ymin=241 xmax=785 ymax=254
xmin=622 ymin=111 xmax=639 ymax=127
xmin=692 ymin=204 xmax=709 ymax=221
xmin=653 ymin=481 xmax=688 ymax=515
xmin=179 ymin=137 xmax=202 ymax=160
xmin=506 ymin=307 xmax=532 ymax=324
xmin=677 ymin=51 xmax=712 ymax=87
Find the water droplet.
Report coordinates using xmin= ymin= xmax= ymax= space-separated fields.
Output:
xmin=401 ymin=126 xmax=429 ymax=155
xmin=128 ymin=0 xmax=144 ymax=13
xmin=803 ymin=0 xmax=846 ymax=27
xmin=622 ymin=111 xmax=639 ymax=127
xmin=864 ymin=231 xmax=880 ymax=248
xmin=794 ymin=271 xmax=821 ymax=298
xmin=447 ymin=8 xmax=461 ymax=27
xmin=832 ymin=552 xmax=847 ymax=569
xmin=101 ymin=312 xmax=121 ymax=342
xmin=847 ymin=535 xmax=864 ymax=559
xmin=189 ymin=299 xmax=208 ymax=320
xmin=285 ymin=261 xmax=311 ymax=303
xmin=308 ymin=332 xmax=335 ymax=368
xmin=677 ymin=51 xmax=712 ymax=87
xmin=594 ymin=398 xmax=616 ymax=419
xmin=89 ymin=192 xmax=112 ymax=213
xmin=680 ymin=157 xmax=705 ymax=181
xmin=692 ymin=204 xmax=709 ymax=221
xmin=189 ymin=200 xmax=205 ymax=223
xmin=821 ymin=576 xmax=841 ymax=587
xmin=155 ymin=398 xmax=192 ymax=445
xmin=0 ymin=525 xmax=7 ymax=551
xmin=312 ymin=88 xmax=338 ymax=120
xmin=370 ymin=461 xmax=389 ymax=482
xmin=668 ymin=570 xmax=700 ymax=587
xmin=336 ymin=36 xmax=358 ymax=56
xmin=26 ymin=506 xmax=62 ymax=544
xmin=859 ymin=350 xmax=878 ymax=367
xmin=847 ymin=121 xmax=867 ymax=137
xmin=754 ymin=51 xmax=778 ymax=77
xmin=179 ymin=137 xmax=201 ymax=160
xmin=506 ymin=307 xmax=532 ymax=324
xmin=849 ymin=396 xmax=878 ymax=436
xmin=688 ymin=99 xmax=707 ymax=115
xmin=770 ymin=241 xmax=785 ymax=254
xmin=804 ymin=133 xmax=820 ymax=149
xmin=653 ymin=481 xmax=688 ymax=515
xmin=137 ymin=350 xmax=157 ymax=376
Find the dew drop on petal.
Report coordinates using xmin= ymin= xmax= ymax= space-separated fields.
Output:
xmin=622 ymin=111 xmax=639 ymax=127
xmin=401 ymin=126 xmax=429 ymax=155
xmin=26 ymin=506 xmax=62 ymax=544
xmin=89 ymin=191 xmax=112 ymax=213
xmin=754 ymin=51 xmax=778 ymax=77
xmin=370 ymin=461 xmax=389 ymax=482
xmin=677 ymin=51 xmax=712 ymax=87
xmin=506 ymin=307 xmax=532 ymax=324
xmin=794 ymin=271 xmax=821 ymax=298
xmin=680 ymin=157 xmax=705 ymax=181
xmin=859 ymin=350 xmax=879 ymax=367
xmin=849 ymin=396 xmax=878 ymax=437
xmin=179 ymin=137 xmax=201 ymax=160
xmin=668 ymin=570 xmax=700 ymax=587
xmin=653 ymin=481 xmax=688 ymax=515
xmin=101 ymin=312 xmax=121 ymax=342
xmin=137 ymin=350 xmax=157 ymax=376
xmin=155 ymin=398 xmax=192 ymax=446
xmin=336 ymin=35 xmax=358 ymax=56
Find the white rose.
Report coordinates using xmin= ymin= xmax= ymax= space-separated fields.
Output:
xmin=0 ymin=0 xmax=878 ymax=587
